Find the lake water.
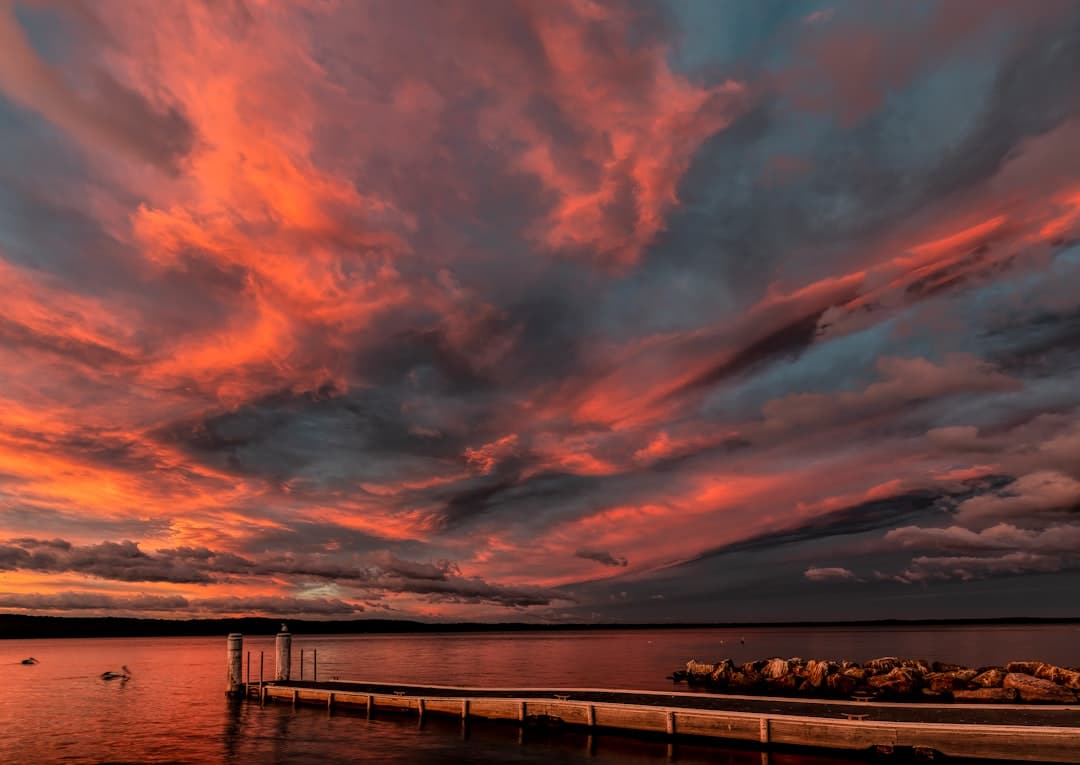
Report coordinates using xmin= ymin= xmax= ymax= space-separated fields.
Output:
xmin=1 ymin=624 xmax=1075 ymax=764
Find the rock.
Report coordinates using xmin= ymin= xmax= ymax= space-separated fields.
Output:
xmin=804 ymin=659 xmax=837 ymax=688
xmin=742 ymin=659 xmax=768 ymax=675
xmin=1034 ymin=664 xmax=1080 ymax=690
xmin=843 ymin=667 xmax=869 ymax=681
xmin=955 ymin=669 xmax=978 ymax=683
xmin=971 ymin=668 xmax=1007 ymax=688
xmin=932 ymin=661 xmax=964 ymax=673
xmin=925 ymin=672 xmax=966 ymax=693
xmin=826 ymin=672 xmax=858 ymax=696
xmin=900 ymin=658 xmax=931 ymax=674
xmin=920 ymin=688 xmax=949 ymax=700
xmin=1004 ymin=673 xmax=1078 ymax=703
xmin=868 ymin=667 xmax=919 ymax=696
xmin=766 ymin=674 xmax=802 ymax=692
xmin=728 ymin=671 xmax=759 ymax=690
xmin=866 ymin=657 xmax=900 ymax=673
xmin=1005 ymin=661 xmax=1042 ymax=675
xmin=709 ymin=659 xmax=735 ymax=684
xmin=762 ymin=657 xmax=791 ymax=679
xmin=953 ymin=687 xmax=1018 ymax=703
xmin=685 ymin=660 xmax=716 ymax=679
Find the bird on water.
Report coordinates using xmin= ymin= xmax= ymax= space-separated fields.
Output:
xmin=101 ymin=665 xmax=131 ymax=680
xmin=21 ymin=657 xmax=38 ymax=665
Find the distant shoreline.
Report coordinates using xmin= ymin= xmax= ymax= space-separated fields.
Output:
xmin=2 ymin=613 xmax=1078 ymax=640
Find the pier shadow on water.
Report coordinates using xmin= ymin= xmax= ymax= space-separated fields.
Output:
xmin=228 ymin=699 xmax=864 ymax=765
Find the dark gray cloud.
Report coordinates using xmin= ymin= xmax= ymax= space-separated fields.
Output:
xmin=576 ymin=549 xmax=628 ymax=567
xmin=0 ymin=537 xmax=570 ymax=608
xmin=0 ymin=538 xmax=212 ymax=583
xmin=0 ymin=591 xmax=188 ymax=611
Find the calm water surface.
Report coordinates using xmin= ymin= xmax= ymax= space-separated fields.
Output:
xmin=1 ymin=625 xmax=1075 ymax=764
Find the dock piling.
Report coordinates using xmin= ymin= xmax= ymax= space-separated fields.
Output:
xmin=226 ymin=633 xmax=243 ymax=696
xmin=300 ymin=648 xmax=304 ymax=681
xmin=275 ymin=625 xmax=291 ymax=681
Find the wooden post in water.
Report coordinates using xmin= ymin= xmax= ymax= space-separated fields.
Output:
xmin=299 ymin=649 xmax=304 ymax=681
xmin=276 ymin=625 xmax=292 ymax=681
xmin=246 ymin=651 xmax=251 ymax=686
xmin=259 ymin=651 xmax=264 ymax=689
xmin=226 ymin=633 xmax=243 ymax=696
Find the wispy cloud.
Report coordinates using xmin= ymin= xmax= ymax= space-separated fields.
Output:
xmin=1 ymin=0 xmax=1079 ymax=620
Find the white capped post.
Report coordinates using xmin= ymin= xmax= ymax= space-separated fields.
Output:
xmin=226 ymin=633 xmax=243 ymax=696
xmin=275 ymin=624 xmax=292 ymax=681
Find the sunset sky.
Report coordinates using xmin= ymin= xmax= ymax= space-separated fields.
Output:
xmin=1 ymin=0 xmax=1079 ymax=623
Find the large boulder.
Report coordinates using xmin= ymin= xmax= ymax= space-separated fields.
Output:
xmin=1004 ymin=673 xmax=1078 ymax=703
xmin=1005 ymin=661 xmax=1042 ymax=675
xmin=1034 ymin=664 xmax=1080 ymax=690
xmin=955 ymin=669 xmax=978 ymax=683
xmin=709 ymin=659 xmax=736 ymax=684
xmin=900 ymin=658 xmax=931 ymax=674
xmin=925 ymin=672 xmax=966 ymax=693
xmin=686 ymin=660 xmax=716 ymax=680
xmin=843 ymin=667 xmax=870 ymax=681
xmin=742 ymin=659 xmax=769 ymax=675
xmin=826 ymin=672 xmax=858 ymax=696
xmin=953 ymin=688 xmax=1018 ymax=703
xmin=971 ymin=668 xmax=1007 ymax=688
xmin=804 ymin=659 xmax=837 ymax=688
xmin=866 ymin=657 xmax=900 ymax=673
xmin=762 ymin=657 xmax=791 ymax=679
xmin=728 ymin=671 xmax=760 ymax=690
xmin=766 ymin=673 xmax=803 ymax=692
xmin=868 ymin=668 xmax=919 ymax=697
xmin=932 ymin=661 xmax=965 ymax=673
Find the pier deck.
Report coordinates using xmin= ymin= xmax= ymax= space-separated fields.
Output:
xmin=249 ymin=679 xmax=1080 ymax=763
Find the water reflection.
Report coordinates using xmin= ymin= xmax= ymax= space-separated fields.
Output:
xmin=5 ymin=628 xmax=1076 ymax=764
xmin=222 ymin=697 xmax=243 ymax=764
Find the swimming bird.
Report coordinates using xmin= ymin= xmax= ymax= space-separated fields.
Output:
xmin=101 ymin=665 xmax=131 ymax=680
xmin=21 ymin=657 xmax=38 ymax=665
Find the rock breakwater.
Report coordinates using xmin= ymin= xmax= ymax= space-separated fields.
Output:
xmin=671 ymin=657 xmax=1080 ymax=703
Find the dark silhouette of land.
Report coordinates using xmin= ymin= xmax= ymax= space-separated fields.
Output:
xmin=1 ymin=613 xmax=1077 ymax=640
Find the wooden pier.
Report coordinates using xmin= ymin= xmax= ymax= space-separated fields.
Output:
xmin=245 ymin=678 xmax=1080 ymax=763
xmin=226 ymin=634 xmax=1080 ymax=762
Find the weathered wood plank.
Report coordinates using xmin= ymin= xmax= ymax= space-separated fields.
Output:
xmin=254 ymin=683 xmax=1080 ymax=763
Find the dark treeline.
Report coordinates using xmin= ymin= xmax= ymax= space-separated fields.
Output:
xmin=2 ymin=613 xmax=1078 ymax=640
